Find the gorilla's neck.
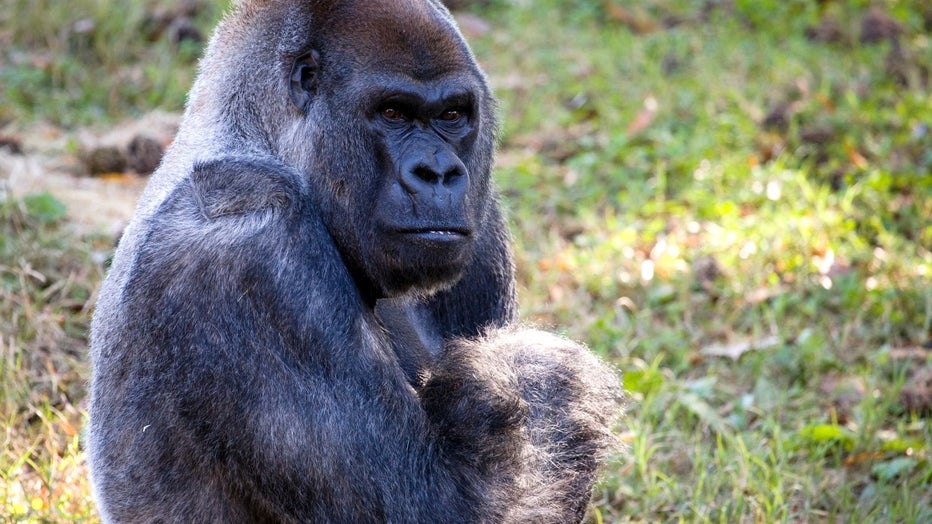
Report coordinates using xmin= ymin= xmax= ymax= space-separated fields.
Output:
xmin=180 ymin=14 xmax=293 ymax=159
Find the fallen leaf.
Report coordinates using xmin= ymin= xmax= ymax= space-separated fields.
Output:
xmin=888 ymin=346 xmax=932 ymax=360
xmin=845 ymin=143 xmax=869 ymax=169
xmin=702 ymin=335 xmax=781 ymax=360
xmin=626 ymin=96 xmax=658 ymax=136
xmin=745 ymin=286 xmax=786 ymax=305
xmin=843 ymin=451 xmax=887 ymax=467
xmin=603 ymin=2 xmax=660 ymax=34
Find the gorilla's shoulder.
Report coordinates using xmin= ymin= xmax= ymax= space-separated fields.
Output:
xmin=140 ymin=156 xmax=318 ymax=257
xmin=188 ymin=156 xmax=308 ymax=220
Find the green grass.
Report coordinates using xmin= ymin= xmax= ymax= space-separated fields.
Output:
xmin=2 ymin=0 xmax=930 ymax=522
xmin=0 ymin=0 xmax=224 ymax=127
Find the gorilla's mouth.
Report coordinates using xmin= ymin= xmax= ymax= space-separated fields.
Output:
xmin=395 ymin=227 xmax=471 ymax=243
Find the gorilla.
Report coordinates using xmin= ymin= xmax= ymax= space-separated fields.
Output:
xmin=87 ymin=1 xmax=622 ymax=522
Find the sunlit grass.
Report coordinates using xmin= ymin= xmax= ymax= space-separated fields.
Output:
xmin=472 ymin=1 xmax=931 ymax=521
xmin=1 ymin=196 xmax=104 ymax=522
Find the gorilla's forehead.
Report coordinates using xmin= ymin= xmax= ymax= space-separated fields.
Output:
xmin=318 ymin=0 xmax=475 ymax=80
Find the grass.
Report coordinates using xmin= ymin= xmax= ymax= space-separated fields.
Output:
xmin=2 ymin=0 xmax=931 ymax=522
xmin=0 ymin=195 xmax=105 ymax=520
xmin=0 ymin=0 xmax=223 ymax=127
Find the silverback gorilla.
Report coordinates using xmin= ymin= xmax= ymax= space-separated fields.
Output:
xmin=87 ymin=1 xmax=622 ymax=522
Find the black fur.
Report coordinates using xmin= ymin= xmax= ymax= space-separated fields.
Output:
xmin=87 ymin=2 xmax=621 ymax=522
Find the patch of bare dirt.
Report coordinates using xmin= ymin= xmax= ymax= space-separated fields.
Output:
xmin=0 ymin=111 xmax=179 ymax=237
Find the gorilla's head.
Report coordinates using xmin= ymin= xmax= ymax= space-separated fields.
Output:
xmin=238 ymin=0 xmax=500 ymax=300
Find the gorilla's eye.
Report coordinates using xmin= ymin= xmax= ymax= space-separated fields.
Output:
xmin=381 ymin=107 xmax=406 ymax=122
xmin=439 ymin=109 xmax=464 ymax=122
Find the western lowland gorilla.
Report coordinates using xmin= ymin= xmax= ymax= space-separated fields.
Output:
xmin=87 ymin=0 xmax=622 ymax=522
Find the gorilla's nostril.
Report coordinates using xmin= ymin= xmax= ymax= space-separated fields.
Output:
xmin=412 ymin=166 xmax=441 ymax=185
xmin=444 ymin=166 xmax=465 ymax=182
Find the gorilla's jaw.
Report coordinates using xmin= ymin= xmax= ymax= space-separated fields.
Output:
xmin=319 ymin=198 xmax=477 ymax=303
xmin=372 ymin=230 xmax=477 ymax=298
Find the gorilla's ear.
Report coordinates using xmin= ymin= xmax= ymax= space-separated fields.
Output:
xmin=290 ymin=50 xmax=320 ymax=113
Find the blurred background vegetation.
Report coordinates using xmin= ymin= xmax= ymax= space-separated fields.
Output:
xmin=1 ymin=0 xmax=930 ymax=521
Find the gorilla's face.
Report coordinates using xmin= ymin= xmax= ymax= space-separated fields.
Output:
xmin=287 ymin=8 xmax=495 ymax=299
xmin=363 ymin=74 xmax=482 ymax=294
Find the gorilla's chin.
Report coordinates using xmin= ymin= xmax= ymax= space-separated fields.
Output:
xmin=375 ymin=234 xmax=476 ymax=297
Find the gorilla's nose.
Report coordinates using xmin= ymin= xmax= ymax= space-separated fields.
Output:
xmin=400 ymin=148 xmax=467 ymax=197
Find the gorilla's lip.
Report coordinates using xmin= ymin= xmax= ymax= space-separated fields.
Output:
xmin=393 ymin=227 xmax=471 ymax=243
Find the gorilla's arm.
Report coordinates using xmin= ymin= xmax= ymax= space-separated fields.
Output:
xmin=92 ymin=159 xmax=531 ymax=522
xmin=380 ymin=306 xmax=624 ymax=523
